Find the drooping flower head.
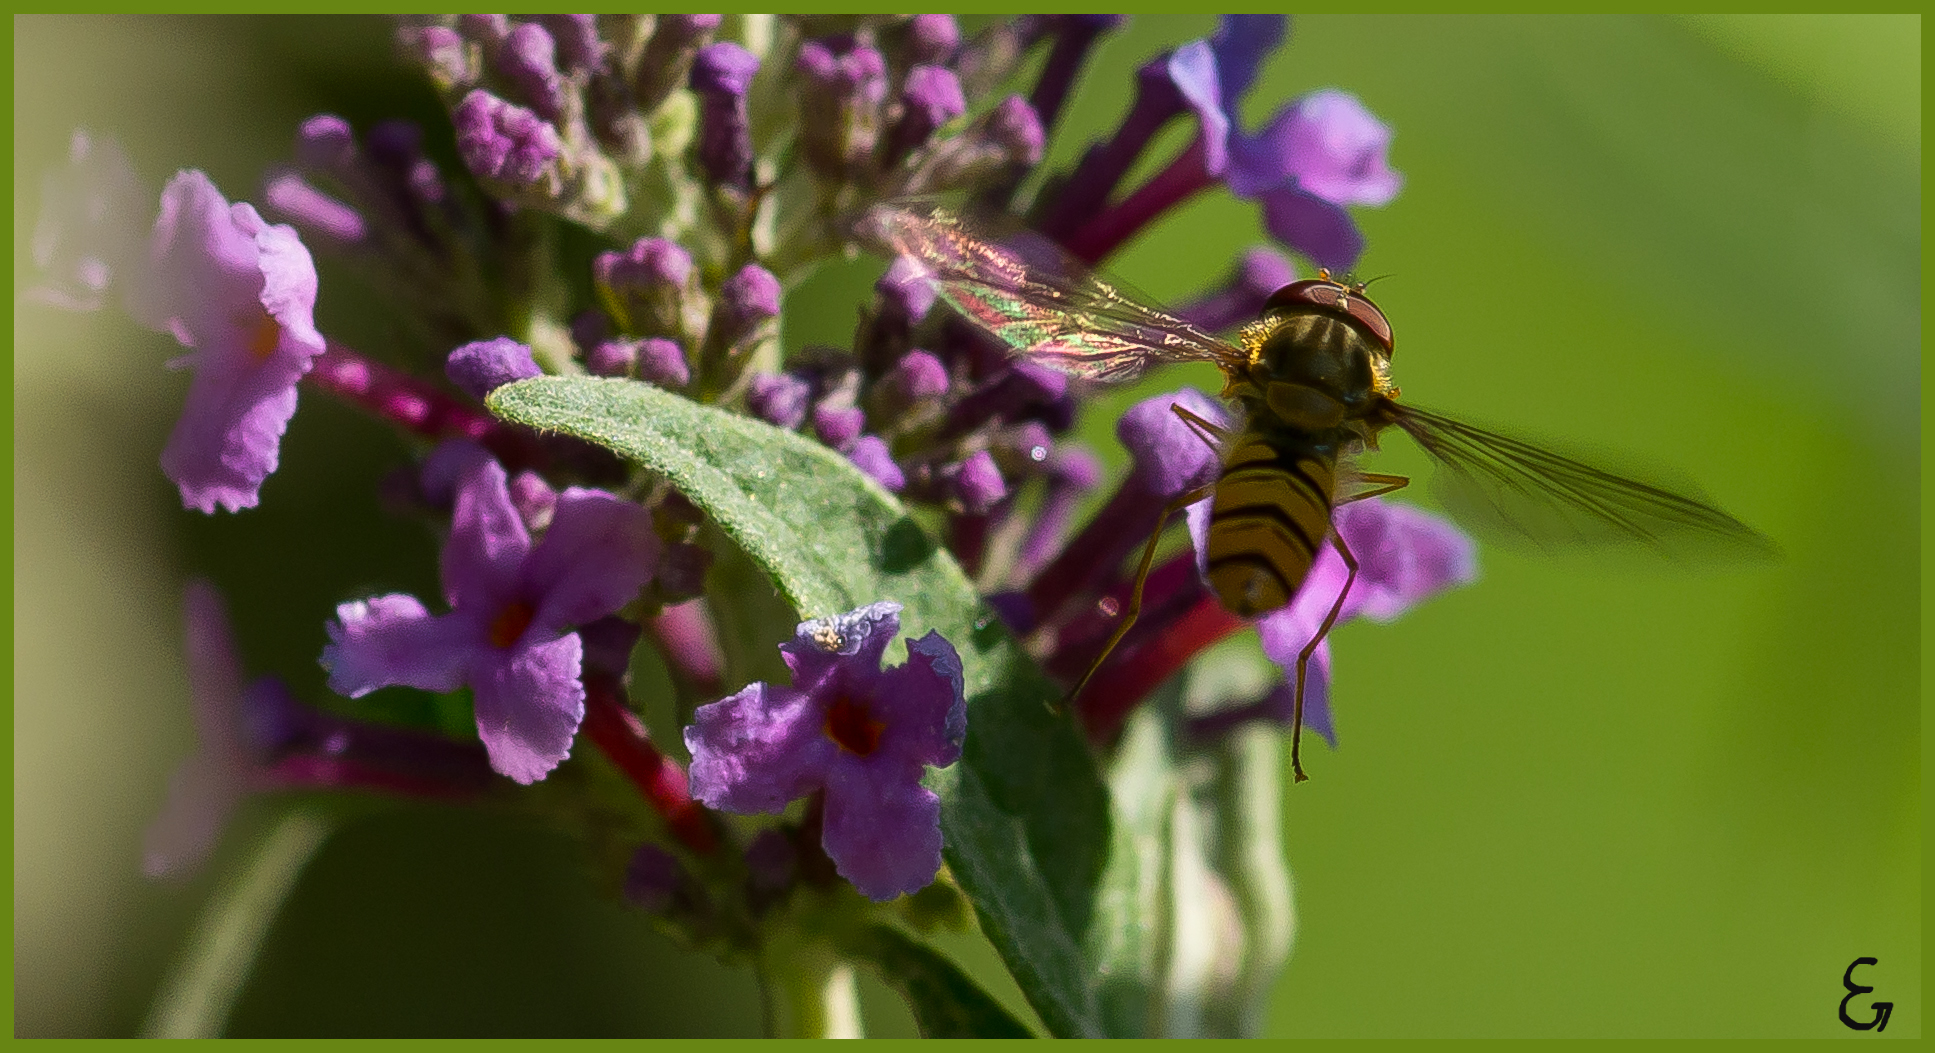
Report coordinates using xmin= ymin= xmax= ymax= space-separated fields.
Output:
xmin=684 ymin=602 xmax=967 ymax=901
xmin=322 ymin=443 xmax=659 ymax=783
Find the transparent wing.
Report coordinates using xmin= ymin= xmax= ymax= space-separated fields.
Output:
xmin=862 ymin=205 xmax=1250 ymax=383
xmin=1387 ymin=402 xmax=1775 ymax=560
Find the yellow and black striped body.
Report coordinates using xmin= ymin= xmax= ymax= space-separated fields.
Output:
xmin=1207 ymin=298 xmax=1399 ymax=618
xmin=1205 ymin=431 xmax=1340 ymax=618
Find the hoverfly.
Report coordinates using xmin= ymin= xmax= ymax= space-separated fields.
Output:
xmin=863 ymin=205 xmax=1769 ymax=781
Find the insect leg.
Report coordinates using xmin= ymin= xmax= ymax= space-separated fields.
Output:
xmin=1290 ymin=528 xmax=1361 ymax=783
xmin=1068 ymin=482 xmax=1216 ymax=709
xmin=1169 ymin=402 xmax=1230 ymax=454
xmin=1336 ymin=472 xmax=1409 ymax=506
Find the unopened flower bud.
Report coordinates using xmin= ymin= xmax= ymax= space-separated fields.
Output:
xmin=905 ymin=14 xmax=960 ymax=66
xmin=595 ymin=237 xmax=699 ymax=339
xmin=797 ymin=41 xmax=888 ymax=179
xmin=847 ymin=435 xmax=907 ymax=492
xmin=689 ymin=41 xmax=758 ymax=191
xmin=494 ymin=21 xmax=566 ymax=122
xmin=813 ymin=404 xmax=865 ymax=451
xmin=635 ymin=14 xmax=723 ymax=114
xmin=263 ymin=169 xmax=367 ymax=249
xmin=949 ymin=450 xmax=1008 ymax=514
xmin=398 ymin=23 xmax=479 ymax=94
xmin=508 ymin=469 xmax=558 ymax=531
xmin=747 ymin=371 xmax=811 ymax=430
xmin=536 ymin=14 xmax=605 ymax=76
xmin=887 ymin=65 xmax=966 ymax=166
xmin=579 ymin=616 xmax=643 ymax=679
xmin=446 ymin=336 xmax=541 ymax=399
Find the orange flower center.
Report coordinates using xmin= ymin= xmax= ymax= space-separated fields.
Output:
xmin=243 ymin=309 xmax=282 ymax=361
xmin=487 ymin=600 xmax=536 ymax=649
xmin=823 ymin=694 xmax=885 ymax=756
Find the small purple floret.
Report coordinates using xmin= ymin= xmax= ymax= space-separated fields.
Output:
xmin=684 ymin=602 xmax=966 ymax=901
xmin=906 ymin=14 xmax=960 ymax=65
xmin=747 ymin=371 xmax=812 ymax=430
xmin=445 ymin=336 xmax=541 ymax=400
xmin=322 ymin=454 xmax=659 ymax=784
xmin=847 ymin=435 xmax=906 ymax=492
xmin=453 ymin=89 xmax=561 ymax=188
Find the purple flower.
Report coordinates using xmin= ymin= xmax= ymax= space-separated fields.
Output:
xmin=494 ymin=21 xmax=566 ymax=121
xmin=889 ymin=65 xmax=967 ymax=164
xmin=138 ymin=171 xmax=327 ymax=514
xmin=30 ymin=129 xmax=148 ymax=312
xmin=684 ymin=602 xmax=966 ymax=901
xmin=1227 ymin=88 xmax=1403 ymax=207
xmin=797 ymin=40 xmax=889 ymax=177
xmin=322 ymin=451 xmax=659 ymax=784
xmin=445 ymin=336 xmax=540 ymax=400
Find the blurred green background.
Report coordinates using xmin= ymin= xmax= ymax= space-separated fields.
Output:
xmin=12 ymin=14 xmax=1918 ymax=1037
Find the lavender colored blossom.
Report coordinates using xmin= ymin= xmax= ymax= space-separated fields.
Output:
xmin=950 ymin=450 xmax=1008 ymax=514
xmin=31 ymin=129 xmax=147 ymax=312
xmin=797 ymin=40 xmax=889 ymax=176
xmin=1227 ymin=89 xmax=1402 ymax=207
xmin=890 ymin=65 xmax=967 ymax=163
xmin=905 ymin=14 xmax=960 ymax=66
xmin=847 ymin=435 xmax=906 ymax=492
xmin=747 ymin=371 xmax=811 ymax=430
xmin=813 ymin=404 xmax=865 ymax=451
xmin=452 ymin=89 xmax=561 ymax=189
xmin=322 ymin=453 xmax=659 ymax=784
xmin=399 ymin=23 xmax=478 ymax=93
xmin=445 ymin=336 xmax=540 ymax=399
xmin=495 ymin=21 xmax=566 ymax=121
xmin=685 ymin=602 xmax=966 ymax=901
xmin=137 ymin=171 xmax=328 ymax=514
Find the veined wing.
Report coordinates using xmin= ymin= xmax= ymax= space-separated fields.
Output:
xmin=863 ymin=205 xmax=1250 ymax=383
xmin=1387 ymin=402 xmax=1775 ymax=560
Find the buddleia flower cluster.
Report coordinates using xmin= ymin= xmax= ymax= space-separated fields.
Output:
xmin=30 ymin=14 xmax=1473 ymax=1038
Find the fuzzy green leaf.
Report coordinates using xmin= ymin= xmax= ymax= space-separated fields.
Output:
xmin=487 ymin=376 xmax=1110 ymax=1037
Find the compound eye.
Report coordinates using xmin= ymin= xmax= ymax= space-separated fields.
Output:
xmin=1262 ymin=279 xmax=1395 ymax=353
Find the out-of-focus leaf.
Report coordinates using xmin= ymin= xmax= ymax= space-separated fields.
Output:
xmin=488 ymin=375 xmax=1111 ymax=1036
xmin=849 ymin=925 xmax=1037 ymax=1038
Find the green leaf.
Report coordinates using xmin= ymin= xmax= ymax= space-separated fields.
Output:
xmin=487 ymin=376 xmax=1111 ymax=1037
xmin=849 ymin=925 xmax=1037 ymax=1038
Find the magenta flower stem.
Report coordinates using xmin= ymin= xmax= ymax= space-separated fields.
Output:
xmin=1062 ymin=137 xmax=1217 ymax=264
xmin=582 ymin=675 xmax=718 ymax=854
xmin=1076 ymin=592 xmax=1246 ymax=742
xmin=307 ymin=339 xmax=495 ymax=441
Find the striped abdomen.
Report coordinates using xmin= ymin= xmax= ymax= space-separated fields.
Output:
xmin=1205 ymin=433 xmax=1337 ymax=618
